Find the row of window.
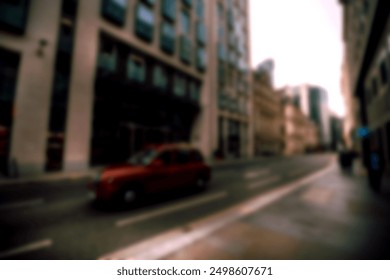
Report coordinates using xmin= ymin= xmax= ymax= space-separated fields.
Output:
xmin=97 ymin=38 xmax=201 ymax=102
xmin=218 ymin=92 xmax=247 ymax=114
xmin=102 ymin=0 xmax=206 ymax=69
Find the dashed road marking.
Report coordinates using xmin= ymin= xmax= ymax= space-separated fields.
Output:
xmin=247 ymin=175 xmax=280 ymax=190
xmin=244 ymin=168 xmax=270 ymax=179
xmin=116 ymin=191 xmax=228 ymax=228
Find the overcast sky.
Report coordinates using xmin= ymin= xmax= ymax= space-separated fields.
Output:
xmin=249 ymin=0 xmax=345 ymax=116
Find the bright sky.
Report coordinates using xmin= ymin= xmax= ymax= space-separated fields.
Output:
xmin=249 ymin=0 xmax=345 ymax=116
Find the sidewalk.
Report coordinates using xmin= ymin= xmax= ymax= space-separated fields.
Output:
xmin=161 ymin=162 xmax=390 ymax=260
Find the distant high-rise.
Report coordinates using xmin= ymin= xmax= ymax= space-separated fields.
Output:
xmin=285 ymin=84 xmax=331 ymax=149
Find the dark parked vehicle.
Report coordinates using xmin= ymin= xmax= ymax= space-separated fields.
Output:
xmin=89 ymin=143 xmax=211 ymax=205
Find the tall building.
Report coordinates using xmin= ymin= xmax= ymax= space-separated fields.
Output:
xmin=0 ymin=0 xmax=251 ymax=176
xmin=339 ymin=0 xmax=390 ymax=171
xmin=285 ymin=84 xmax=331 ymax=149
xmin=252 ymin=60 xmax=284 ymax=155
xmin=214 ymin=0 xmax=252 ymax=160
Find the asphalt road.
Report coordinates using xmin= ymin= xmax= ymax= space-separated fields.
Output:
xmin=0 ymin=153 xmax=333 ymax=259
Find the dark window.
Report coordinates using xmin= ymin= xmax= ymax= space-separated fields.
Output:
xmin=127 ymin=56 xmax=145 ymax=83
xmin=196 ymin=47 xmax=206 ymax=71
xmin=182 ymin=0 xmax=192 ymax=7
xmin=62 ymin=0 xmax=78 ymax=20
xmin=218 ymin=43 xmax=226 ymax=61
xmin=218 ymin=61 xmax=225 ymax=85
xmin=97 ymin=39 xmax=117 ymax=74
xmin=58 ymin=25 xmax=74 ymax=54
xmin=101 ymin=0 xmax=127 ymax=26
xmin=380 ymin=61 xmax=388 ymax=85
xmin=179 ymin=35 xmax=191 ymax=64
xmin=173 ymin=74 xmax=186 ymax=97
xmin=135 ymin=3 xmax=154 ymax=42
xmin=189 ymin=81 xmax=200 ymax=102
xmin=196 ymin=21 xmax=206 ymax=44
xmin=0 ymin=0 xmax=29 ymax=34
xmin=160 ymin=21 xmax=175 ymax=54
xmin=180 ymin=10 xmax=190 ymax=34
xmin=161 ymin=0 xmax=176 ymax=21
xmin=152 ymin=65 xmax=168 ymax=90
xmin=195 ymin=0 xmax=203 ymax=19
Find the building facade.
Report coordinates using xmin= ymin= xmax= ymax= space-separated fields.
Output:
xmin=282 ymin=95 xmax=319 ymax=155
xmin=285 ymin=84 xmax=331 ymax=150
xmin=0 ymin=0 xmax=251 ymax=176
xmin=214 ymin=0 xmax=252 ymax=160
xmin=339 ymin=0 xmax=390 ymax=170
xmin=252 ymin=60 xmax=284 ymax=155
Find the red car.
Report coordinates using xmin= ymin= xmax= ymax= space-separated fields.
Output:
xmin=89 ymin=144 xmax=211 ymax=204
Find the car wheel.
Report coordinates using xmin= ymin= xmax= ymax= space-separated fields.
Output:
xmin=195 ymin=176 xmax=208 ymax=190
xmin=121 ymin=188 xmax=138 ymax=205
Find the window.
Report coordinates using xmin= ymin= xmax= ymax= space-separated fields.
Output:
xmin=196 ymin=0 xmax=204 ymax=19
xmin=135 ymin=3 xmax=154 ymax=41
xmin=196 ymin=47 xmax=206 ymax=71
xmin=160 ymin=21 xmax=175 ymax=54
xmin=173 ymin=75 xmax=186 ymax=97
xmin=101 ymin=0 xmax=127 ymax=25
xmin=97 ymin=40 xmax=117 ymax=73
xmin=162 ymin=0 xmax=176 ymax=21
xmin=152 ymin=65 xmax=168 ymax=89
xmin=0 ymin=0 xmax=30 ymax=34
xmin=380 ymin=61 xmax=388 ymax=85
xmin=182 ymin=0 xmax=192 ymax=7
xmin=180 ymin=35 xmax=192 ymax=64
xmin=196 ymin=21 xmax=206 ymax=44
xmin=180 ymin=10 xmax=190 ymax=34
xmin=190 ymin=81 xmax=200 ymax=101
xmin=127 ymin=56 xmax=145 ymax=82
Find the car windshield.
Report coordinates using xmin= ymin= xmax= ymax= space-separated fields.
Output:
xmin=128 ymin=149 xmax=157 ymax=166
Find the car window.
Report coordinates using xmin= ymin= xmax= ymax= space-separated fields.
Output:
xmin=129 ymin=149 xmax=157 ymax=165
xmin=176 ymin=149 xmax=190 ymax=165
xmin=157 ymin=150 xmax=174 ymax=165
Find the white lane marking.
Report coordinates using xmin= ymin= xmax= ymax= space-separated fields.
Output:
xmin=244 ymin=168 xmax=270 ymax=179
xmin=116 ymin=191 xmax=228 ymax=228
xmin=0 ymin=239 xmax=52 ymax=259
xmin=247 ymin=175 xmax=280 ymax=190
xmin=0 ymin=198 xmax=44 ymax=211
xmin=100 ymin=161 xmax=335 ymax=260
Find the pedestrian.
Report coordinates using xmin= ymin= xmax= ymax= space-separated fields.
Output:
xmin=367 ymin=145 xmax=384 ymax=192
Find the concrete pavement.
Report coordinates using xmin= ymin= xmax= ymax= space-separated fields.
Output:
xmin=161 ymin=162 xmax=390 ymax=260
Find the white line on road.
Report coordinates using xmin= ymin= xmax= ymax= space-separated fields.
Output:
xmin=116 ymin=191 xmax=228 ymax=228
xmin=244 ymin=168 xmax=270 ymax=179
xmin=0 ymin=239 xmax=52 ymax=259
xmin=100 ymin=162 xmax=335 ymax=260
xmin=247 ymin=175 xmax=280 ymax=190
xmin=0 ymin=198 xmax=44 ymax=211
